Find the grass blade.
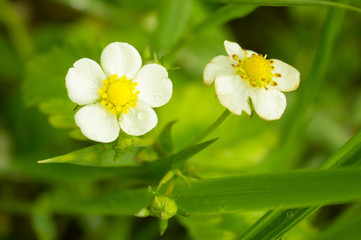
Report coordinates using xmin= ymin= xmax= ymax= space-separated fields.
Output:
xmin=4 ymin=168 xmax=361 ymax=216
xmin=240 ymin=131 xmax=361 ymax=240
xmin=197 ymin=0 xmax=361 ymax=13
xmin=174 ymin=169 xmax=361 ymax=214
xmin=155 ymin=0 xmax=192 ymax=50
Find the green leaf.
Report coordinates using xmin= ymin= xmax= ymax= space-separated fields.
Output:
xmin=37 ymin=138 xmax=217 ymax=183
xmin=192 ymin=4 xmax=257 ymax=32
xmin=147 ymin=138 xmax=218 ymax=171
xmin=240 ymin=130 xmax=361 ymax=240
xmin=8 ymin=169 xmax=361 ymax=216
xmin=38 ymin=144 xmax=141 ymax=167
xmin=197 ymin=0 xmax=361 ymax=13
xmin=155 ymin=0 xmax=192 ymax=50
xmin=174 ymin=169 xmax=361 ymax=215
xmin=323 ymin=130 xmax=361 ymax=168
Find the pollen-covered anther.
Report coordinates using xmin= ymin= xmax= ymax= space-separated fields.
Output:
xmin=271 ymin=81 xmax=278 ymax=86
xmin=232 ymin=54 xmax=239 ymax=60
xmin=98 ymin=74 xmax=139 ymax=115
xmin=232 ymin=52 xmax=276 ymax=90
xmin=275 ymin=73 xmax=282 ymax=78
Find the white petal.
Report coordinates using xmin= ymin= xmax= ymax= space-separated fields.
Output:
xmin=224 ymin=40 xmax=245 ymax=59
xmin=75 ymin=103 xmax=119 ymax=143
xmin=271 ymin=59 xmax=300 ymax=92
xmin=65 ymin=58 xmax=106 ymax=105
xmin=119 ymin=102 xmax=157 ymax=136
xmin=100 ymin=42 xmax=142 ymax=79
xmin=214 ymin=74 xmax=252 ymax=115
xmin=133 ymin=64 xmax=172 ymax=108
xmin=251 ymin=88 xmax=286 ymax=120
xmin=203 ymin=55 xmax=236 ymax=86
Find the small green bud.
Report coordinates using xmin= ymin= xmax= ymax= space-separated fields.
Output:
xmin=149 ymin=196 xmax=178 ymax=220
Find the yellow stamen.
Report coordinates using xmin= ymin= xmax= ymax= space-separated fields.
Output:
xmin=232 ymin=51 xmax=276 ymax=90
xmin=98 ymin=74 xmax=139 ymax=115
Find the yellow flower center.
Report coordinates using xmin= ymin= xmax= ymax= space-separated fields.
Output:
xmin=232 ymin=51 xmax=282 ymax=90
xmin=98 ymin=74 xmax=139 ymax=115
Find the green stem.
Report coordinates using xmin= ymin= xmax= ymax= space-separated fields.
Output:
xmin=187 ymin=109 xmax=230 ymax=147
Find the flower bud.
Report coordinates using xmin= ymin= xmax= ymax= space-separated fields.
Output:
xmin=149 ymin=196 xmax=178 ymax=220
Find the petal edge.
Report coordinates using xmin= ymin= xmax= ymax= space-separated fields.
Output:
xmin=271 ymin=59 xmax=300 ymax=92
xmin=100 ymin=42 xmax=142 ymax=79
xmin=134 ymin=64 xmax=173 ymax=108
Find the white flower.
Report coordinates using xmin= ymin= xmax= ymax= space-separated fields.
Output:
xmin=66 ymin=42 xmax=173 ymax=143
xmin=204 ymin=40 xmax=300 ymax=120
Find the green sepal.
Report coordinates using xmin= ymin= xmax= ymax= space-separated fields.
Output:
xmin=177 ymin=206 xmax=190 ymax=217
xmin=159 ymin=219 xmax=168 ymax=236
xmin=134 ymin=207 xmax=150 ymax=218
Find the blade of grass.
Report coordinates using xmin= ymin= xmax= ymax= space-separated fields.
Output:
xmin=174 ymin=168 xmax=361 ymax=215
xmin=154 ymin=0 xmax=192 ymax=51
xmin=187 ymin=110 xmax=230 ymax=147
xmin=147 ymin=138 xmax=218 ymax=171
xmin=239 ymin=126 xmax=361 ymax=240
xmin=2 ymin=169 xmax=361 ymax=216
xmin=196 ymin=0 xmax=361 ymax=13
xmin=191 ymin=4 xmax=257 ymax=32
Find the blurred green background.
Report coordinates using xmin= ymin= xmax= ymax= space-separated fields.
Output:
xmin=1 ymin=0 xmax=361 ymax=239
